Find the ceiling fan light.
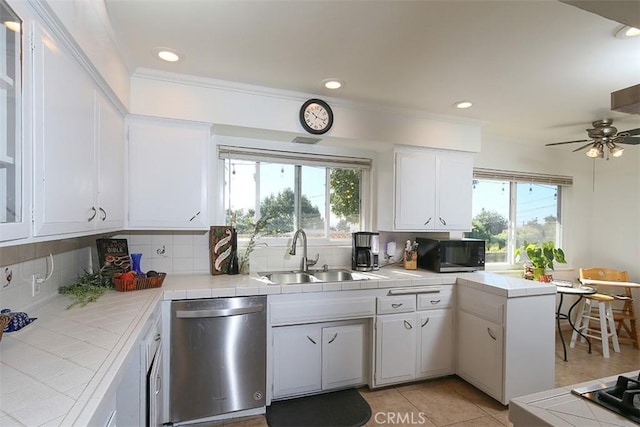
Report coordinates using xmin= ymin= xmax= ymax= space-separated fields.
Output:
xmin=586 ymin=145 xmax=601 ymax=158
xmin=610 ymin=145 xmax=624 ymax=157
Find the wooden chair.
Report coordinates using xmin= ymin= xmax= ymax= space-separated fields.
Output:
xmin=578 ymin=268 xmax=639 ymax=349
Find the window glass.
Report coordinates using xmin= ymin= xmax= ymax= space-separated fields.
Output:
xmin=223 ymin=158 xmax=362 ymax=241
xmin=466 ymin=179 xmax=561 ymax=265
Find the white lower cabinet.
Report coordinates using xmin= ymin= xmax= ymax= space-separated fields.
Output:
xmin=375 ymin=313 xmax=417 ymax=385
xmin=272 ymin=322 xmax=366 ymax=399
xmin=374 ymin=287 xmax=455 ymax=387
xmin=417 ymin=309 xmax=455 ymax=378
xmin=456 ymin=283 xmax=555 ymax=405
xmin=457 ymin=310 xmax=503 ymax=398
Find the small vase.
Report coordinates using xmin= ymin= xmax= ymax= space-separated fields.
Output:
xmin=533 ymin=267 xmax=546 ymax=281
xmin=130 ymin=253 xmax=145 ymax=276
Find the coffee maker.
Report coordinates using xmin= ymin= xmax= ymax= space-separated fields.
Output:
xmin=352 ymin=232 xmax=380 ymax=271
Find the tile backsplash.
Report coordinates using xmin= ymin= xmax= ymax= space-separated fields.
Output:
xmin=0 ymin=248 xmax=92 ymax=312
xmin=113 ymin=231 xmax=353 ymax=274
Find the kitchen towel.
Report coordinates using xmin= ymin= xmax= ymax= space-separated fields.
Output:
xmin=266 ymin=388 xmax=371 ymax=427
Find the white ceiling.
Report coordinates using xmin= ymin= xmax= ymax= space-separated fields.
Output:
xmin=104 ymin=0 xmax=640 ymax=147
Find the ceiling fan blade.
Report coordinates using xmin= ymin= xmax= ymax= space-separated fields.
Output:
xmin=572 ymin=142 xmax=594 ymax=152
xmin=621 ymin=128 xmax=640 ymax=136
xmin=545 ymin=139 xmax=590 ymax=146
xmin=618 ymin=135 xmax=640 ymax=145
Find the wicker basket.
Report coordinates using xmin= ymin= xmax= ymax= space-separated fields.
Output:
xmin=113 ymin=273 xmax=166 ymax=292
xmin=0 ymin=315 xmax=10 ymax=342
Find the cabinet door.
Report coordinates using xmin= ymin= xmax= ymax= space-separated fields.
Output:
xmin=127 ymin=117 xmax=209 ymax=229
xmin=272 ymin=324 xmax=321 ymax=398
xmin=375 ymin=313 xmax=416 ymax=386
xmin=394 ymin=150 xmax=436 ymax=230
xmin=32 ymin=24 xmax=97 ymax=236
xmin=434 ymin=153 xmax=473 ymax=230
xmin=416 ymin=309 xmax=454 ymax=379
xmin=0 ymin=2 xmax=28 ymax=243
xmin=457 ymin=310 xmax=504 ymax=400
xmin=322 ymin=324 xmax=366 ymax=390
xmin=96 ymin=93 xmax=124 ymax=230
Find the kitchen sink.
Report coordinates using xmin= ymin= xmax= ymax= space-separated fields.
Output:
xmin=258 ymin=269 xmax=367 ymax=285
xmin=259 ymin=272 xmax=318 ymax=285
xmin=309 ymin=270 xmax=355 ymax=282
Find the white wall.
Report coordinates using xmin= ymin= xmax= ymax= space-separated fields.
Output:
xmin=130 ymin=71 xmax=482 ymax=153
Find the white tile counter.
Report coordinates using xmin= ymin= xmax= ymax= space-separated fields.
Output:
xmin=0 ymin=268 xmax=554 ymax=426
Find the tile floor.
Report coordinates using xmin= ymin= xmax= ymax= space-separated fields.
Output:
xmin=224 ymin=334 xmax=639 ymax=427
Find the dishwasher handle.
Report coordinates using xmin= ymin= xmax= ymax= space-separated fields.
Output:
xmin=176 ymin=304 xmax=264 ymax=319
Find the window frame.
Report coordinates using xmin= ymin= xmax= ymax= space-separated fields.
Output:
xmin=216 ymin=142 xmax=373 ymax=246
xmin=468 ymin=169 xmax=571 ymax=271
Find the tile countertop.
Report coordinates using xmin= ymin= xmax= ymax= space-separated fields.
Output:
xmin=509 ymin=370 xmax=640 ymax=426
xmin=0 ymin=268 xmax=554 ymax=426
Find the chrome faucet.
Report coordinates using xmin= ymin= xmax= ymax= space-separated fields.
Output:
xmin=289 ymin=228 xmax=319 ymax=272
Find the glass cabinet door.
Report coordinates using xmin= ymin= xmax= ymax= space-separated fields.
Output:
xmin=0 ymin=0 xmax=23 ymax=241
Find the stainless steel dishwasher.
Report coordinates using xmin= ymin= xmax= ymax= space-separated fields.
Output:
xmin=169 ymin=296 xmax=266 ymax=424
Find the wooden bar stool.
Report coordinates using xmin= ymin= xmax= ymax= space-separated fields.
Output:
xmin=570 ymin=293 xmax=620 ymax=358
xmin=580 ymin=267 xmax=639 ymax=349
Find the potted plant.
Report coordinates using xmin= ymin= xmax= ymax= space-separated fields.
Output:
xmin=515 ymin=241 xmax=566 ymax=281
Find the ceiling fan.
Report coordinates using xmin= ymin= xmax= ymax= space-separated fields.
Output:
xmin=545 ymin=119 xmax=640 ymax=159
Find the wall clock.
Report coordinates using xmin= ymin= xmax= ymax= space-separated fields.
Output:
xmin=299 ymin=99 xmax=333 ymax=135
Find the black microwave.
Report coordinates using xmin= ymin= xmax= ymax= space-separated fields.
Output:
xmin=415 ymin=238 xmax=485 ymax=273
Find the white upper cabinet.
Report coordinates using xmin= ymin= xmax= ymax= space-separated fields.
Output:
xmin=32 ymin=23 xmax=125 ymax=237
xmin=96 ymin=92 xmax=125 ymax=230
xmin=0 ymin=0 xmax=28 ymax=243
xmin=126 ymin=116 xmax=210 ymax=229
xmin=378 ymin=146 xmax=473 ymax=231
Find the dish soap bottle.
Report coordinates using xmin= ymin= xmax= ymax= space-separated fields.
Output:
xmin=228 ymin=228 xmax=239 ymax=275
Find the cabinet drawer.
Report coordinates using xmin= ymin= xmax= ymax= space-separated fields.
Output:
xmin=458 ymin=287 xmax=504 ymax=325
xmin=377 ymin=296 xmax=416 ymax=314
xmin=417 ymin=289 xmax=454 ymax=310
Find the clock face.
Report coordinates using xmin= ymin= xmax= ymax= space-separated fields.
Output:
xmin=300 ymin=99 xmax=333 ymax=134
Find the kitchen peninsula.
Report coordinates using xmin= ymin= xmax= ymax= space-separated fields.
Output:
xmin=0 ymin=269 xmax=556 ymax=426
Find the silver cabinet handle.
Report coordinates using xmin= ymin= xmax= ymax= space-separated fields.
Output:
xmin=99 ymin=207 xmax=106 ymax=221
xmin=403 ymin=320 xmax=413 ymax=330
xmin=328 ymin=333 xmax=338 ymax=344
xmin=430 ymin=299 xmax=441 ymax=305
xmin=421 ymin=318 xmax=430 ymax=328
xmin=176 ymin=305 xmax=264 ymax=318
xmin=391 ymin=303 xmax=403 ymax=308
xmin=487 ymin=327 xmax=497 ymax=341
xmin=88 ymin=206 xmax=97 ymax=221
xmin=307 ymin=335 xmax=317 ymax=345
xmin=439 ymin=217 xmax=447 ymax=225
xmin=189 ymin=211 xmax=201 ymax=221
xmin=424 ymin=217 xmax=432 ymax=225
xmin=155 ymin=375 xmax=162 ymax=395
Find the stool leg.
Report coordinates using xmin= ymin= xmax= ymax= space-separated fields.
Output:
xmin=606 ymin=302 xmax=620 ymax=353
xmin=570 ymin=299 xmax=586 ymax=348
xmin=599 ymin=302 xmax=610 ymax=358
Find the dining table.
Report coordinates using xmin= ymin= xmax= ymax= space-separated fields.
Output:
xmin=554 ymin=283 xmax=597 ymax=361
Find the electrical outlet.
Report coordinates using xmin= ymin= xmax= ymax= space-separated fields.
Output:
xmin=31 ymin=274 xmax=40 ymax=297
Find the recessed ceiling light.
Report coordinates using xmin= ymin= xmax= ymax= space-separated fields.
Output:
xmin=322 ymin=79 xmax=344 ymax=90
xmin=615 ymin=25 xmax=640 ymax=39
xmin=3 ymin=21 xmax=20 ymax=33
xmin=153 ymin=47 xmax=181 ymax=63
xmin=455 ymin=101 xmax=473 ymax=109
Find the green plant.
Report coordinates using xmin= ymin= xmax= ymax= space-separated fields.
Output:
xmin=58 ymin=269 xmax=113 ymax=309
xmin=515 ymin=241 xmax=566 ymax=270
xmin=238 ymin=214 xmax=272 ymax=274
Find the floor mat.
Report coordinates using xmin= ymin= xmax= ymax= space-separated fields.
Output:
xmin=266 ymin=388 xmax=372 ymax=427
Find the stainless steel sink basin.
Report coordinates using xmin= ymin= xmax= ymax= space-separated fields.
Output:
xmin=258 ymin=269 xmax=367 ymax=285
xmin=310 ymin=270 xmax=354 ymax=282
xmin=259 ymin=272 xmax=316 ymax=285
